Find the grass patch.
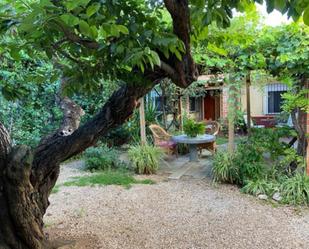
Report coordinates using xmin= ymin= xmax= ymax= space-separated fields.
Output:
xmin=216 ymin=136 xmax=228 ymax=145
xmin=63 ymin=170 xmax=155 ymax=188
xmin=216 ymin=136 xmax=245 ymax=145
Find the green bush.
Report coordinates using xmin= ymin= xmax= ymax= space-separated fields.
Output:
xmin=241 ymin=178 xmax=278 ymax=196
xmin=212 ymin=141 xmax=266 ymax=185
xmin=234 ymin=142 xmax=266 ymax=184
xmin=212 ymin=128 xmax=309 ymax=206
xmin=280 ymin=173 xmax=309 ymax=205
xmin=84 ymin=144 xmax=126 ymax=171
xmin=250 ymin=128 xmax=292 ymax=160
xmin=212 ymin=152 xmax=240 ymax=184
xmin=128 ymin=144 xmax=163 ymax=174
xmin=183 ymin=118 xmax=205 ymax=137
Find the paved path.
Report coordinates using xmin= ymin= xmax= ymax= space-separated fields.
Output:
xmin=162 ymin=150 xmax=214 ymax=180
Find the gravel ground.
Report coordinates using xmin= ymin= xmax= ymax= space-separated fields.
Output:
xmin=45 ymin=162 xmax=309 ymax=249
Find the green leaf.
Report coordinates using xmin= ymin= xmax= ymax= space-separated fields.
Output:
xmin=274 ymin=0 xmax=286 ymax=12
xmin=90 ymin=25 xmax=98 ymax=39
xmin=110 ymin=24 xmax=120 ymax=37
xmin=9 ymin=47 xmax=21 ymax=60
xmin=117 ymin=25 xmax=129 ymax=34
xmin=60 ymin=14 xmax=79 ymax=26
xmin=304 ymin=7 xmax=309 ymax=26
xmin=86 ymin=3 xmax=100 ymax=17
xmin=39 ymin=0 xmax=53 ymax=7
xmin=150 ymin=51 xmax=161 ymax=66
xmin=266 ymin=0 xmax=275 ymax=13
xmin=77 ymin=0 xmax=91 ymax=7
xmin=65 ymin=1 xmax=79 ymax=11
xmin=98 ymin=26 xmax=107 ymax=39
xmin=79 ymin=20 xmax=91 ymax=37
xmin=174 ymin=50 xmax=182 ymax=60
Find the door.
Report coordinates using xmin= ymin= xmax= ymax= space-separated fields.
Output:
xmin=204 ymin=95 xmax=216 ymax=120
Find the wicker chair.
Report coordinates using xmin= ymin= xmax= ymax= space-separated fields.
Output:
xmin=197 ymin=120 xmax=220 ymax=155
xmin=149 ymin=124 xmax=178 ymax=156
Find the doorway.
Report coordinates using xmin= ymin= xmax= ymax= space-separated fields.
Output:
xmin=203 ymin=91 xmax=220 ymax=120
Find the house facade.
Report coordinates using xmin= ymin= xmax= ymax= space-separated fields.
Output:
xmin=187 ymin=76 xmax=288 ymax=127
xmin=148 ymin=75 xmax=289 ymax=127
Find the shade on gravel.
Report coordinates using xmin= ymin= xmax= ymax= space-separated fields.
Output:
xmin=45 ymin=174 xmax=309 ymax=249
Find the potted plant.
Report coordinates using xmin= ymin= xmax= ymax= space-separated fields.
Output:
xmin=183 ymin=118 xmax=205 ymax=137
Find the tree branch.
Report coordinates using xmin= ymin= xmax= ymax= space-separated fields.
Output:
xmin=56 ymin=77 xmax=85 ymax=136
xmin=164 ymin=0 xmax=198 ymax=87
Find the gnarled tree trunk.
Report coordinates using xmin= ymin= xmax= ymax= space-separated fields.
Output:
xmin=0 ymin=1 xmax=197 ymax=248
xmin=0 ymin=84 xmax=155 ymax=249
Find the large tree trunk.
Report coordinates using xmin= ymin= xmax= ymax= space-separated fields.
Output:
xmin=0 ymin=84 xmax=155 ymax=248
xmin=0 ymin=1 xmax=197 ymax=248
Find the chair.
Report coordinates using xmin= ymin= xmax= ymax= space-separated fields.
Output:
xmin=198 ymin=120 xmax=220 ymax=155
xmin=149 ymin=124 xmax=178 ymax=156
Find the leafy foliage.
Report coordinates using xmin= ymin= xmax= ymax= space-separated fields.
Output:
xmin=213 ymin=127 xmax=309 ymax=205
xmin=84 ymin=144 xmax=127 ymax=171
xmin=183 ymin=118 xmax=205 ymax=137
xmin=212 ymin=151 xmax=239 ymax=184
xmin=128 ymin=144 xmax=163 ymax=174
xmin=280 ymin=173 xmax=309 ymax=205
xmin=241 ymin=178 xmax=278 ymax=196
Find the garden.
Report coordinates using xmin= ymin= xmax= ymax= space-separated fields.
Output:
xmin=0 ymin=0 xmax=309 ymax=249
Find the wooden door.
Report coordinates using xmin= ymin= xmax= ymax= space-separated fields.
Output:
xmin=204 ymin=95 xmax=216 ymax=120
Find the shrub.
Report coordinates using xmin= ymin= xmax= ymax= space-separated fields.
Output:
xmin=212 ymin=152 xmax=240 ymax=184
xmin=280 ymin=173 xmax=309 ymax=205
xmin=212 ymin=129 xmax=309 ymax=206
xmin=84 ymin=144 xmax=126 ymax=171
xmin=250 ymin=128 xmax=290 ymax=160
xmin=234 ymin=142 xmax=266 ymax=184
xmin=128 ymin=144 xmax=163 ymax=174
xmin=241 ymin=178 xmax=278 ymax=196
xmin=212 ymin=142 xmax=266 ymax=185
xmin=183 ymin=118 xmax=205 ymax=137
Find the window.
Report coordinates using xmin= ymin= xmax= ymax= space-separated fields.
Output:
xmin=264 ymin=83 xmax=287 ymax=114
xmin=267 ymin=91 xmax=285 ymax=113
xmin=189 ymin=97 xmax=196 ymax=112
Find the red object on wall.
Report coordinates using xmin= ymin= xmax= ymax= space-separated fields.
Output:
xmin=251 ymin=115 xmax=277 ymax=128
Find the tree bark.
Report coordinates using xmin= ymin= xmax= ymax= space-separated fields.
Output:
xmin=228 ymin=76 xmax=236 ymax=153
xmin=289 ymin=77 xmax=308 ymax=171
xmin=246 ymin=73 xmax=251 ymax=135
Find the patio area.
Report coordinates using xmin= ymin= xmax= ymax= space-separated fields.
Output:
xmin=160 ymin=151 xmax=214 ymax=180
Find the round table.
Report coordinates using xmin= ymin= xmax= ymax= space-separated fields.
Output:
xmin=172 ymin=134 xmax=215 ymax=162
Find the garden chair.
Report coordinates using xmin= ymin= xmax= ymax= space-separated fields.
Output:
xmin=149 ymin=124 xmax=178 ymax=156
xmin=197 ymin=120 xmax=220 ymax=155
